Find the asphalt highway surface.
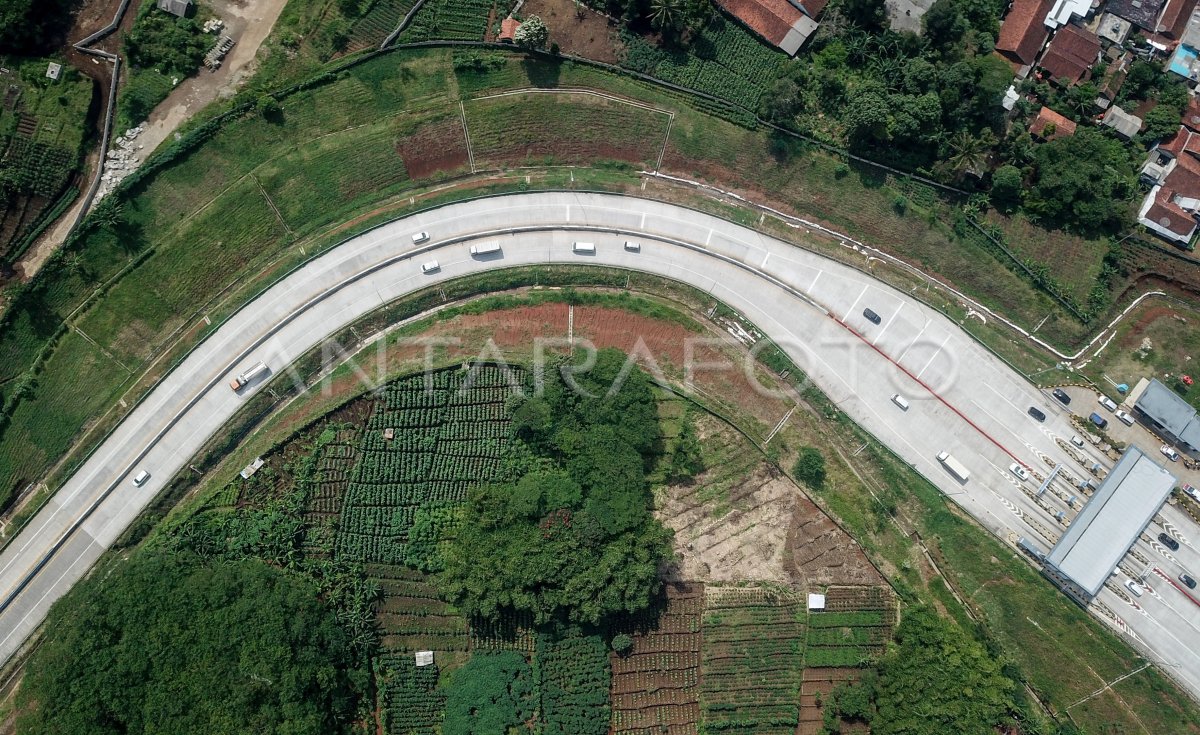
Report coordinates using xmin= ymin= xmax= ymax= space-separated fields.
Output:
xmin=0 ymin=192 xmax=1196 ymax=698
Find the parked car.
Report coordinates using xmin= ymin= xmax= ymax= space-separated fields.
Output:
xmin=1052 ymin=388 xmax=1071 ymax=405
xmin=1089 ymin=412 xmax=1108 ymax=429
xmin=1098 ymin=396 xmax=1118 ymax=412
xmin=1114 ymin=409 xmax=1134 ymax=426
xmin=1159 ymin=533 xmax=1180 ymax=551
xmin=1009 ymin=463 xmax=1030 ymax=482
xmin=1028 ymin=406 xmax=1046 ymax=422
xmin=1181 ymin=573 xmax=1197 ymax=590
xmin=1183 ymin=484 xmax=1200 ymax=503
xmin=132 ymin=470 xmax=150 ymax=487
xmin=1161 ymin=445 xmax=1180 ymax=462
xmin=1125 ymin=579 xmax=1145 ymax=597
xmin=1070 ymin=435 xmax=1085 ymax=448
xmin=863 ymin=308 xmax=882 ymax=325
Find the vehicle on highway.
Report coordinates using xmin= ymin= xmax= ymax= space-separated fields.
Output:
xmin=1098 ymin=395 xmax=1118 ymax=412
xmin=411 ymin=231 xmax=429 ymax=244
xmin=1181 ymin=573 xmax=1197 ymax=589
xmin=229 ymin=361 xmax=269 ymax=391
xmin=1009 ymin=463 xmax=1029 ymax=482
xmin=572 ymin=241 xmax=596 ymax=254
xmin=1028 ymin=406 xmax=1046 ymax=422
xmin=469 ymin=241 xmax=501 ymax=256
xmin=132 ymin=470 xmax=150 ymax=487
xmin=1125 ymin=579 xmax=1145 ymax=597
xmin=1161 ymin=445 xmax=1180 ymax=462
xmin=421 ymin=260 xmax=440 ymax=274
xmin=1070 ymin=435 xmax=1085 ymax=448
xmin=1159 ymin=533 xmax=1180 ymax=551
xmin=863 ymin=308 xmax=882 ymax=325
xmin=624 ymin=241 xmax=641 ymax=252
xmin=936 ymin=451 xmax=971 ymax=482
xmin=1115 ymin=409 xmax=1134 ymax=426
xmin=1052 ymin=388 xmax=1071 ymax=405
xmin=1089 ymin=412 xmax=1108 ymax=429
xmin=891 ymin=394 xmax=909 ymax=411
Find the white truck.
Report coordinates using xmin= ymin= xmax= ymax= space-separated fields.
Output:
xmin=229 ymin=361 xmax=269 ymax=391
xmin=936 ymin=451 xmax=971 ymax=482
xmin=572 ymin=241 xmax=596 ymax=254
xmin=469 ymin=241 xmax=501 ymax=256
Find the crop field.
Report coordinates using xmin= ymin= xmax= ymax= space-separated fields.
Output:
xmin=610 ymin=582 xmax=703 ymax=735
xmin=798 ymin=667 xmax=867 ymax=735
xmin=369 ymin=563 xmax=470 ymax=653
xmin=396 ymin=113 xmax=470 ymax=179
xmin=378 ymin=652 xmax=445 ymax=735
xmin=464 ymin=91 xmax=671 ymax=170
xmin=537 ymin=630 xmax=611 ymax=735
xmin=346 ymin=0 xmax=418 ymax=51
xmin=400 ymin=0 xmax=495 ymax=42
xmin=804 ymin=585 xmax=896 ymax=667
xmin=699 ymin=585 xmax=805 ymax=734
xmin=335 ymin=365 xmax=521 ymax=566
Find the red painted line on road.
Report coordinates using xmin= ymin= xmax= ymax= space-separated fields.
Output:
xmin=1154 ymin=567 xmax=1200 ymax=609
xmin=832 ymin=316 xmax=1023 ymax=466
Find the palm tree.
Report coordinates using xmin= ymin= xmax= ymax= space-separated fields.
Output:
xmin=649 ymin=0 xmax=678 ymax=30
xmin=941 ymin=129 xmax=996 ymax=180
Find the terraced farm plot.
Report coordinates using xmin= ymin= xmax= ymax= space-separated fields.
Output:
xmin=377 ymin=653 xmax=445 ymax=735
xmin=804 ymin=586 xmax=896 ymax=668
xmin=370 ymin=564 xmax=469 ymax=653
xmin=464 ymin=91 xmax=671 ymax=170
xmin=346 ymin=0 xmax=418 ymax=51
xmin=396 ymin=114 xmax=470 ymax=179
xmin=335 ymin=365 xmax=522 ymax=567
xmin=699 ymin=585 xmax=804 ymax=734
xmin=537 ymin=631 xmax=612 ymax=735
xmin=611 ymin=582 xmax=703 ymax=735
xmin=400 ymin=0 xmax=493 ymax=41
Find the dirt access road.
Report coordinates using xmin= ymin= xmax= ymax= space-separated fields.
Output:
xmin=16 ymin=0 xmax=288 ymax=281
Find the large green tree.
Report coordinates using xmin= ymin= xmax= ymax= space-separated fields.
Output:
xmin=1024 ymin=128 xmax=1136 ymax=235
xmin=0 ymin=0 xmax=75 ymax=54
xmin=17 ymin=552 xmax=358 ymax=735
xmin=444 ymin=349 xmax=673 ymax=625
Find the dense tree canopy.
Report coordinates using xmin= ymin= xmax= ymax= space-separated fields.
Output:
xmin=1024 ymin=129 xmax=1137 ymax=235
xmin=0 ymin=0 xmax=75 ymax=54
xmin=17 ymin=552 xmax=358 ymax=735
xmin=442 ymin=653 xmax=534 ymax=735
xmin=123 ymin=6 xmax=210 ymax=74
xmin=444 ymin=349 xmax=673 ymax=625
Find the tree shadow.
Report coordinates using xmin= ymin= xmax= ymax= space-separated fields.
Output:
xmin=521 ymin=55 xmax=561 ymax=88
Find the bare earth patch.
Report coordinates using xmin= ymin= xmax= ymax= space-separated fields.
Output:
xmin=521 ymin=0 xmax=624 ymax=64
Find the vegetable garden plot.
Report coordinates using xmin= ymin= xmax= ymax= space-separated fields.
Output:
xmin=537 ymin=631 xmax=611 ymax=735
xmin=378 ymin=654 xmax=444 ymax=735
xmin=469 ymin=610 xmax=537 ymax=653
xmin=369 ymin=564 xmax=469 ymax=653
xmin=699 ymin=585 xmax=804 ymax=735
xmin=335 ymin=366 xmax=523 ymax=567
xmin=804 ymin=586 xmax=897 ymax=668
xmin=611 ymin=582 xmax=703 ymax=735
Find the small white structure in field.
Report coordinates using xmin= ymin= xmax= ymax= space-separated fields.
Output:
xmin=46 ymin=62 xmax=62 ymax=81
xmin=415 ymin=651 xmax=434 ymax=667
xmin=807 ymin=593 xmax=826 ymax=611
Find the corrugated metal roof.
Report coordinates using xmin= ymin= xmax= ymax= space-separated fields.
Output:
xmin=1136 ymin=378 xmax=1196 ymax=436
xmin=1046 ymin=447 xmax=1176 ymax=597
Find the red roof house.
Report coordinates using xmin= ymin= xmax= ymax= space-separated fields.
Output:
xmin=1038 ymin=23 xmax=1102 ymax=85
xmin=719 ymin=0 xmax=819 ymax=55
xmin=499 ymin=17 xmax=521 ymax=42
xmin=996 ymin=0 xmax=1055 ymax=66
xmin=1139 ymin=126 xmax=1200 ymax=245
xmin=1029 ymin=106 xmax=1078 ymax=139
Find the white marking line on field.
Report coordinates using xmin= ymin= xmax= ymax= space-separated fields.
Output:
xmin=845 ymin=285 xmax=868 ymax=322
xmin=915 ymin=333 xmax=951 ymax=379
xmin=873 ymin=302 xmax=903 ymax=345
xmin=458 ymin=100 xmax=475 ymax=174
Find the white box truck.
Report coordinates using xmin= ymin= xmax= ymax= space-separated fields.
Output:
xmin=572 ymin=241 xmax=595 ymax=254
xmin=470 ymin=241 xmax=501 ymax=256
xmin=230 ymin=361 xmax=269 ymax=391
xmin=936 ymin=451 xmax=970 ymax=482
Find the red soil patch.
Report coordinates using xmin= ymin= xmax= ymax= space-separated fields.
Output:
xmin=521 ymin=0 xmax=624 ymax=64
xmin=397 ymin=117 xmax=471 ymax=180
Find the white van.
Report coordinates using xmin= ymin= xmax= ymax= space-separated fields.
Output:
xmin=1098 ymin=395 xmax=1118 ymax=412
xmin=412 ymin=231 xmax=430 ymax=244
xmin=572 ymin=241 xmax=596 ymax=254
xmin=624 ymin=241 xmax=641 ymax=252
xmin=132 ymin=470 xmax=150 ymax=487
xmin=891 ymin=394 xmax=910 ymax=411
xmin=1125 ymin=579 xmax=1144 ymax=597
xmin=470 ymin=241 xmax=501 ymax=256
xmin=421 ymin=260 xmax=440 ymax=274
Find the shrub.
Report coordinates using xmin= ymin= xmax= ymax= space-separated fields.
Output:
xmin=793 ymin=447 xmax=827 ymax=489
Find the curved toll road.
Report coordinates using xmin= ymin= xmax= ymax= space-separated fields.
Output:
xmin=0 ymin=192 xmax=1197 ymax=698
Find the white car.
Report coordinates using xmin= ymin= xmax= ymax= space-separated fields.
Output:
xmin=1125 ymin=579 xmax=1144 ymax=598
xmin=1070 ymin=435 xmax=1085 ymax=448
xmin=411 ymin=231 xmax=430 ymax=244
xmin=421 ymin=260 xmax=440 ymax=274
xmin=132 ymin=470 xmax=150 ymax=487
xmin=1098 ymin=396 xmax=1118 ymax=412
xmin=623 ymin=241 xmax=641 ymax=252
xmin=1008 ymin=463 xmax=1030 ymax=482
xmin=1161 ymin=445 xmax=1180 ymax=462
xmin=1114 ymin=409 xmax=1134 ymax=426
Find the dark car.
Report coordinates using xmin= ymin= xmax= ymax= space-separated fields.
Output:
xmin=1028 ymin=406 xmax=1046 ymax=422
xmin=1159 ymin=533 xmax=1180 ymax=551
xmin=1089 ymin=412 xmax=1108 ymax=429
xmin=1052 ymin=388 xmax=1071 ymax=405
xmin=863 ymin=308 xmax=882 ymax=325
xmin=1181 ymin=573 xmax=1197 ymax=590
